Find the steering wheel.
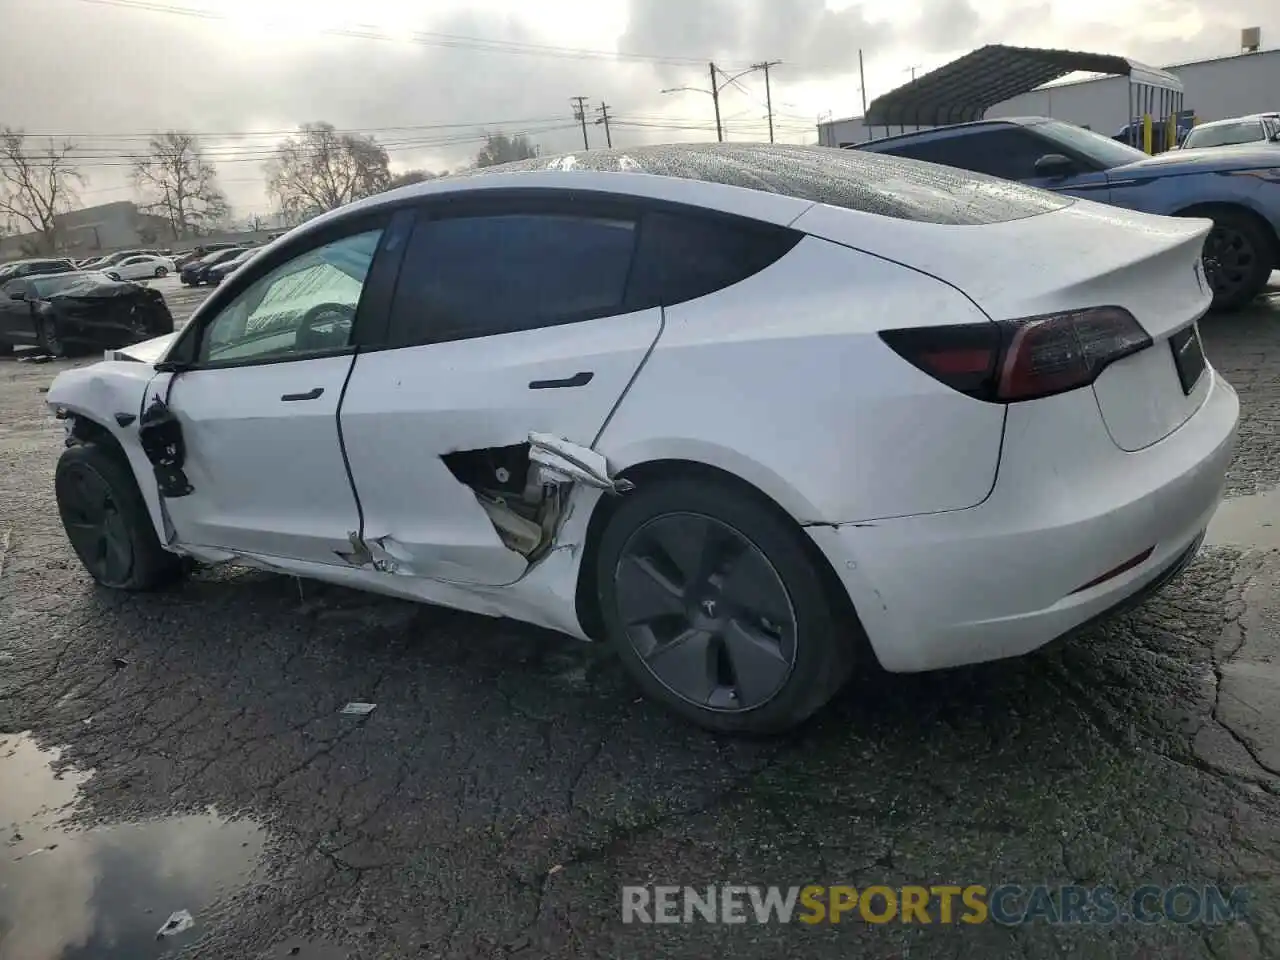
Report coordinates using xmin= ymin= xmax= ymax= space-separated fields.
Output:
xmin=294 ymin=301 xmax=357 ymax=352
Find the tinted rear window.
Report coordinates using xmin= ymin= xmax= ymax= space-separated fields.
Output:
xmin=451 ymin=142 xmax=1071 ymax=225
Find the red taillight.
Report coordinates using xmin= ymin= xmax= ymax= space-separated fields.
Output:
xmin=879 ymin=307 xmax=1151 ymax=403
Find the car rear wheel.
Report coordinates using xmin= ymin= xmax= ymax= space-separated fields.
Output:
xmin=596 ymin=475 xmax=855 ymax=734
xmin=36 ymin=315 xmax=65 ymax=357
xmin=154 ymin=266 xmax=168 ymax=278
xmin=55 ymin=443 xmax=185 ymax=591
xmin=1201 ymin=210 xmax=1273 ymax=312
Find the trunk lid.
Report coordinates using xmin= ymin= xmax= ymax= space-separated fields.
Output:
xmin=792 ymin=198 xmax=1215 ymax=450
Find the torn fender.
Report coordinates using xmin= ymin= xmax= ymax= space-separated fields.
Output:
xmin=528 ymin=433 xmax=634 ymax=493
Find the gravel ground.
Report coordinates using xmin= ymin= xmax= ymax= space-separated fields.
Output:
xmin=3 ymin=280 xmax=1280 ymax=959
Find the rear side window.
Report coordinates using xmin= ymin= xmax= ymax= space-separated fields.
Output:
xmin=626 ymin=211 xmax=800 ymax=309
xmin=389 ymin=213 xmax=637 ymax=345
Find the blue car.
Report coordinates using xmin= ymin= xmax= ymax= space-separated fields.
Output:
xmin=854 ymin=117 xmax=1280 ymax=310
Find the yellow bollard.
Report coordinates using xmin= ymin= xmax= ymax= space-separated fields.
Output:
xmin=1143 ymin=114 xmax=1153 ymax=154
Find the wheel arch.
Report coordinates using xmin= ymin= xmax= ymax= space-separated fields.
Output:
xmin=1171 ymin=201 xmax=1280 ymax=267
xmin=60 ymin=408 xmax=168 ymax=543
xmin=571 ymin=457 xmax=870 ymax=661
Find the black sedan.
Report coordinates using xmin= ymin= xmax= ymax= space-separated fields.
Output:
xmin=205 ymin=249 xmax=254 ymax=285
xmin=179 ymin=247 xmax=246 ymax=285
xmin=0 ymin=272 xmax=174 ymax=357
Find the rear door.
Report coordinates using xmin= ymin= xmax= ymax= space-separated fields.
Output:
xmin=340 ymin=196 xmax=662 ymax=586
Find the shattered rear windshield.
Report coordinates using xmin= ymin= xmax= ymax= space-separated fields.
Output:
xmin=454 ymin=142 xmax=1072 ymax=225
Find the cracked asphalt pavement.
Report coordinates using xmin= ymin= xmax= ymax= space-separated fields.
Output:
xmin=4 ymin=278 xmax=1280 ymax=958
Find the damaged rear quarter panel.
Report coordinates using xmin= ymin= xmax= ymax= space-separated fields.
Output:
xmin=46 ymin=361 xmax=168 ymax=539
xmin=593 ymin=236 xmax=1006 ymax=524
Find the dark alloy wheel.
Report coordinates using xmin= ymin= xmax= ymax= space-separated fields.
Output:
xmin=1199 ymin=211 xmax=1273 ymax=312
xmin=58 ymin=459 xmax=136 ymax=587
xmin=55 ymin=443 xmax=185 ymax=591
xmin=596 ymin=475 xmax=857 ymax=734
xmin=615 ymin=513 xmax=797 ymax=712
xmin=154 ymin=265 xmax=168 ymax=278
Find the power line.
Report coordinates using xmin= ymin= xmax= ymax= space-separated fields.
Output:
xmin=15 ymin=116 xmax=581 ymax=141
xmin=71 ymin=0 xmax=749 ymax=67
xmin=14 ymin=124 xmax=585 ymax=167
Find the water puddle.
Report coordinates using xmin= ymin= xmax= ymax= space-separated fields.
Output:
xmin=1206 ymin=488 xmax=1280 ymax=549
xmin=0 ymin=733 xmax=265 ymax=960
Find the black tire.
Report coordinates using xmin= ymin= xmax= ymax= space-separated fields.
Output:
xmin=55 ymin=443 xmax=185 ymax=591
xmin=36 ymin=313 xmax=65 ymax=357
xmin=1199 ymin=209 xmax=1274 ymax=312
xmin=596 ymin=475 xmax=855 ymax=735
xmin=154 ymin=266 xmax=168 ymax=278
xmin=107 ymin=272 xmax=121 ymax=281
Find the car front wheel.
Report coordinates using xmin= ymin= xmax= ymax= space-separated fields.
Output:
xmin=595 ymin=474 xmax=855 ymax=734
xmin=55 ymin=443 xmax=185 ymax=590
xmin=1201 ymin=210 xmax=1273 ymax=311
xmin=154 ymin=266 xmax=168 ymax=278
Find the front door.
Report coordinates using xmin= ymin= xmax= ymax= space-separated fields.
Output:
xmin=153 ymin=224 xmax=391 ymax=566
xmin=340 ymin=204 xmax=662 ymax=586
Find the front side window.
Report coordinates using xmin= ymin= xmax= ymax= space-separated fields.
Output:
xmin=197 ymin=228 xmax=383 ymax=365
xmin=389 ymin=213 xmax=636 ymax=345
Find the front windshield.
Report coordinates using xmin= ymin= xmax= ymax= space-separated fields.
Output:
xmin=1182 ymin=121 xmax=1265 ymax=149
xmin=1037 ymin=119 xmax=1150 ymax=169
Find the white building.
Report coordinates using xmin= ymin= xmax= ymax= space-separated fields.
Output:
xmin=818 ymin=46 xmax=1280 ymax=147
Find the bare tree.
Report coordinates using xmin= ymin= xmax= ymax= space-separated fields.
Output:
xmin=475 ymin=133 xmax=539 ymax=168
xmin=132 ymin=131 xmax=229 ymax=240
xmin=265 ymin=122 xmax=390 ymax=221
xmin=0 ymin=129 xmax=84 ymax=253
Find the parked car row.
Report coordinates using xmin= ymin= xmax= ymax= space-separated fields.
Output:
xmin=853 ymin=116 xmax=1280 ymax=310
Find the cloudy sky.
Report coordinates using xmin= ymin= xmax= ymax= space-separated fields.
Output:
xmin=2 ymin=0 xmax=1277 ymax=222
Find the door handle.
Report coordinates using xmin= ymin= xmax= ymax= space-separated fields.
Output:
xmin=281 ymin=387 xmax=324 ymax=402
xmin=529 ymin=371 xmax=594 ymax=390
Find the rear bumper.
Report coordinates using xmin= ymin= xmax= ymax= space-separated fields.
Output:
xmin=808 ymin=370 xmax=1239 ymax=673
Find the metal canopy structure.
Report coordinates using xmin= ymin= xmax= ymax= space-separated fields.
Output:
xmin=864 ymin=44 xmax=1183 ymax=128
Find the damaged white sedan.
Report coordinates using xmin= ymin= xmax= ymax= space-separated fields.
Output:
xmin=47 ymin=143 xmax=1238 ymax=734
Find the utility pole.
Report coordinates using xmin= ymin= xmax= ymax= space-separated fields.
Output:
xmin=570 ymin=96 xmax=591 ymax=149
xmin=595 ymin=102 xmax=613 ymax=148
xmin=858 ymin=49 xmax=868 ymax=115
xmin=751 ymin=60 xmax=782 ymax=142
xmin=905 ymin=64 xmax=920 ymax=81
xmin=709 ymin=62 xmax=723 ymax=142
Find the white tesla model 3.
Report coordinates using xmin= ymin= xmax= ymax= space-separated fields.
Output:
xmin=46 ymin=144 xmax=1239 ymax=734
